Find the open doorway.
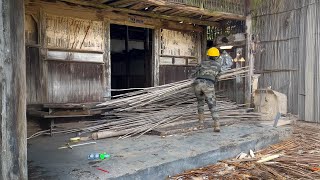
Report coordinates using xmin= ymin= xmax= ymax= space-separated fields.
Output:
xmin=110 ymin=24 xmax=153 ymax=96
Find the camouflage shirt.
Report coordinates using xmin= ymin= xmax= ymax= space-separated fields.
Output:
xmin=192 ymin=59 xmax=222 ymax=82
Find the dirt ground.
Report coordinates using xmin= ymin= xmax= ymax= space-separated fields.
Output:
xmin=169 ymin=121 xmax=320 ymax=180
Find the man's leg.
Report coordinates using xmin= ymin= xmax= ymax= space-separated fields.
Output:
xmin=204 ymin=83 xmax=220 ymax=132
xmin=193 ymin=83 xmax=205 ymax=124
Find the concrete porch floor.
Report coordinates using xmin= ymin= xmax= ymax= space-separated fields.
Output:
xmin=28 ymin=121 xmax=292 ymax=180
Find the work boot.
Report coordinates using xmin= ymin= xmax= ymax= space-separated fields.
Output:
xmin=213 ymin=121 xmax=220 ymax=132
xmin=198 ymin=113 xmax=205 ymax=124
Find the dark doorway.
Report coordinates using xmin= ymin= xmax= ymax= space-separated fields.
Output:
xmin=110 ymin=24 xmax=153 ymax=96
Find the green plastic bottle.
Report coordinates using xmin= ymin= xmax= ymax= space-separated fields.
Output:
xmin=99 ymin=152 xmax=111 ymax=160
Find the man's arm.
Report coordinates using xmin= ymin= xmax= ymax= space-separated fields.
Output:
xmin=188 ymin=64 xmax=201 ymax=79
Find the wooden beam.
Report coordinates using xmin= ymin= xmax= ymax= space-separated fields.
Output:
xmin=59 ymin=0 xmax=220 ymax=27
xmin=129 ymin=2 xmax=149 ymax=10
xmin=201 ymin=25 xmax=207 ymax=62
xmin=39 ymin=9 xmax=49 ymax=103
xmin=245 ymin=14 xmax=253 ymax=107
xmin=145 ymin=29 xmax=152 ymax=87
xmin=103 ymin=20 xmax=111 ymax=99
xmin=139 ymin=0 xmax=246 ymax=20
xmin=107 ymin=11 xmax=160 ymax=29
xmin=100 ymin=0 xmax=112 ymax=3
xmin=125 ymin=25 xmax=130 ymax=88
xmin=108 ymin=0 xmax=134 ymax=6
xmin=161 ymin=20 xmax=203 ymax=32
xmin=118 ymin=1 xmax=139 ymax=8
xmin=152 ymin=28 xmax=160 ymax=86
xmin=0 ymin=0 xmax=27 ymax=179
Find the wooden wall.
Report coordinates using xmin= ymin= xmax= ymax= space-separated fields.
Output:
xmin=45 ymin=15 xmax=104 ymax=51
xmin=24 ymin=0 xmax=206 ymax=104
xmin=47 ymin=61 xmax=104 ymax=103
xmin=44 ymin=14 xmax=105 ymax=103
xmin=159 ymin=28 xmax=202 ymax=85
xmin=25 ymin=4 xmax=107 ymax=104
xmin=25 ymin=14 xmax=43 ymax=104
xmin=218 ymin=78 xmax=245 ymax=104
xmin=159 ymin=66 xmax=194 ymax=85
xmin=26 ymin=47 xmax=43 ymax=104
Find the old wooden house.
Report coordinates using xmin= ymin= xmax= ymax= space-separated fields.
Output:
xmin=1 ymin=0 xmax=250 ymax=179
xmin=24 ymin=0 xmax=247 ymax=105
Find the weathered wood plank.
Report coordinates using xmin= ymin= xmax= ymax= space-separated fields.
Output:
xmin=159 ymin=65 xmax=195 ymax=85
xmin=117 ymin=1 xmax=140 ymax=8
xmin=160 ymin=29 xmax=200 ymax=57
xmin=152 ymin=28 xmax=160 ymax=86
xmin=46 ymin=50 xmax=104 ymax=63
xmin=26 ymin=47 xmax=43 ymax=104
xmin=45 ymin=14 xmax=104 ymax=51
xmin=43 ymin=103 xmax=97 ymax=109
xmin=161 ymin=21 xmax=202 ymax=32
xmin=128 ymin=2 xmax=150 ymax=10
xmin=47 ymin=61 xmax=104 ymax=103
xmin=26 ymin=1 xmax=101 ymax=21
xmin=245 ymin=14 xmax=252 ymax=107
xmin=201 ymin=25 xmax=207 ymax=61
xmin=0 ymin=0 xmax=27 ymax=179
xmin=40 ymin=9 xmax=49 ymax=103
xmin=108 ymin=0 xmax=134 ymax=6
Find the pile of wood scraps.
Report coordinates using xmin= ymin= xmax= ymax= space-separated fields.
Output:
xmin=169 ymin=122 xmax=320 ymax=180
xmin=28 ymin=67 xmax=259 ymax=139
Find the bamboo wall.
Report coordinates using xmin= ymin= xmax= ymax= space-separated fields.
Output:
xmin=300 ymin=0 xmax=320 ymax=123
xmin=252 ymin=0 xmax=320 ymax=123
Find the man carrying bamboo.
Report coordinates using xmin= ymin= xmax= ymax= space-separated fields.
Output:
xmin=191 ymin=47 xmax=221 ymax=132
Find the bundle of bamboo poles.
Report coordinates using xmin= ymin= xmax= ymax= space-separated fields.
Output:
xmin=93 ymin=66 xmax=249 ymax=111
xmin=79 ymin=67 xmax=258 ymax=140
xmin=28 ymin=67 xmax=258 ymax=139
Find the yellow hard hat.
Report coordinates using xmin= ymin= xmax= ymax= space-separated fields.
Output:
xmin=207 ymin=47 xmax=220 ymax=57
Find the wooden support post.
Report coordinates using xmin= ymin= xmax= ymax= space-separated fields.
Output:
xmin=39 ymin=9 xmax=49 ymax=103
xmin=0 ymin=0 xmax=27 ymax=179
xmin=125 ymin=26 xmax=130 ymax=88
xmin=103 ymin=20 xmax=111 ymax=99
xmin=201 ymin=26 xmax=207 ymax=62
xmin=50 ymin=119 xmax=54 ymax=136
xmin=245 ymin=14 xmax=254 ymax=107
xmin=145 ymin=28 xmax=151 ymax=87
xmin=152 ymin=28 xmax=160 ymax=86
